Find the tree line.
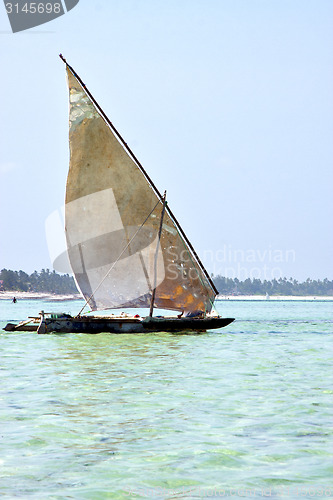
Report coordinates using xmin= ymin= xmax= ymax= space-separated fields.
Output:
xmin=0 ymin=269 xmax=78 ymax=294
xmin=213 ymin=275 xmax=333 ymax=296
xmin=0 ymin=269 xmax=332 ymax=296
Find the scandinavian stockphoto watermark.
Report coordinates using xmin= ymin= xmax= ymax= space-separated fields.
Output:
xmin=46 ymin=203 xmax=295 ymax=285
xmin=45 ymin=191 xmax=166 ymax=306
xmin=3 ymin=0 xmax=79 ymax=33
xmin=199 ymin=245 xmax=296 ymax=281
xmin=123 ymin=485 xmax=333 ymax=497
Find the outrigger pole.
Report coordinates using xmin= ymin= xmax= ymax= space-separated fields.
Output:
xmin=59 ymin=54 xmax=218 ymax=296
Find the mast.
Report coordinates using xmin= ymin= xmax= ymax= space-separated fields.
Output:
xmin=59 ymin=54 xmax=218 ymax=296
xmin=149 ymin=191 xmax=167 ymax=317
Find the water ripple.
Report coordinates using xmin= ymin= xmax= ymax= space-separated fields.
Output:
xmin=0 ymin=299 xmax=332 ymax=498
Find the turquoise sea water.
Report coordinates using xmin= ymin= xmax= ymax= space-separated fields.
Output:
xmin=0 ymin=299 xmax=332 ymax=499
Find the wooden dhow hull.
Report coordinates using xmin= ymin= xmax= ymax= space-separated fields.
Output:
xmin=4 ymin=315 xmax=234 ymax=334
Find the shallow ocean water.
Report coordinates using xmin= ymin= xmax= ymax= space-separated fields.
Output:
xmin=0 ymin=299 xmax=332 ymax=499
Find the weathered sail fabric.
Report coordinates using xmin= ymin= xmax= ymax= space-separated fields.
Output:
xmin=65 ymin=67 xmax=216 ymax=313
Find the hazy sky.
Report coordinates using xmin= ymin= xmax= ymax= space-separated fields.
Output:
xmin=1 ymin=0 xmax=332 ymax=281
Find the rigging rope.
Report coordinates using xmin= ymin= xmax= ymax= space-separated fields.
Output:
xmin=77 ymin=199 xmax=161 ymax=316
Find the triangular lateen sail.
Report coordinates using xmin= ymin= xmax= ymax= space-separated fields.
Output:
xmin=64 ymin=63 xmax=217 ymax=314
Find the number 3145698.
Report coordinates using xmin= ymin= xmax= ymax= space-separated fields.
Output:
xmin=5 ymin=3 xmax=62 ymax=14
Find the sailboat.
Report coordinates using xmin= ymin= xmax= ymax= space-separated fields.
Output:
xmin=4 ymin=55 xmax=234 ymax=334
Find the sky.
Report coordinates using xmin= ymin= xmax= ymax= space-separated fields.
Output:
xmin=1 ymin=0 xmax=332 ymax=282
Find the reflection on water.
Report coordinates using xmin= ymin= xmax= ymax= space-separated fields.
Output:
xmin=0 ymin=299 xmax=332 ymax=498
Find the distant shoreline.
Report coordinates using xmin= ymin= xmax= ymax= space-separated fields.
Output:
xmin=0 ymin=291 xmax=81 ymax=301
xmin=0 ymin=291 xmax=332 ymax=302
xmin=216 ymin=295 xmax=333 ymax=301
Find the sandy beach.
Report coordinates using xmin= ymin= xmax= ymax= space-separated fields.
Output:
xmin=217 ymin=295 xmax=333 ymax=301
xmin=0 ymin=291 xmax=81 ymax=301
xmin=0 ymin=291 xmax=332 ymax=302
